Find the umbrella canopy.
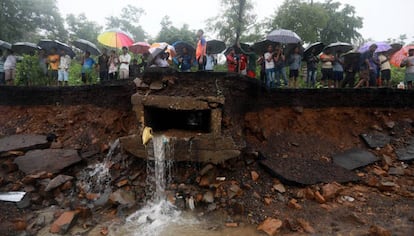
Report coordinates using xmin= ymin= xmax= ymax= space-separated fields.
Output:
xmin=358 ymin=41 xmax=391 ymax=53
xmin=252 ymin=40 xmax=280 ymax=55
xmin=224 ymin=43 xmax=250 ymax=55
xmin=303 ymin=42 xmax=325 ymax=59
xmin=129 ymin=42 xmax=150 ymax=54
xmin=149 ymin=42 xmax=176 ymax=58
xmin=172 ymin=41 xmax=195 ymax=57
xmin=73 ymin=39 xmax=101 ymax=56
xmin=391 ymin=45 xmax=414 ymax=67
xmin=38 ymin=39 xmax=76 ymax=58
xmin=0 ymin=40 xmax=12 ymax=50
xmin=266 ymin=29 xmax=301 ymax=44
xmin=206 ymin=40 xmax=226 ymax=54
xmin=284 ymin=43 xmax=304 ymax=57
xmin=387 ymin=43 xmax=403 ymax=56
xmin=324 ymin=42 xmax=353 ymax=55
xmin=97 ymin=28 xmax=134 ymax=48
xmin=11 ymin=42 xmax=41 ymax=55
xmin=148 ymin=47 xmax=167 ymax=66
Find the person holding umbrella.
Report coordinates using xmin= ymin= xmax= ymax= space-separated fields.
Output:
xmin=119 ymin=46 xmax=131 ymax=79
xmin=177 ymin=47 xmax=193 ymax=72
xmin=81 ymin=51 xmax=96 ymax=84
xmin=288 ymin=46 xmax=302 ymax=88
xmin=58 ymin=49 xmax=71 ymax=86
xmin=320 ymin=49 xmax=334 ymax=88
xmin=108 ymin=50 xmax=119 ymax=80
xmin=98 ymin=48 xmax=109 ymax=81
xmin=378 ymin=51 xmax=392 ymax=87
xmin=355 ymin=44 xmax=378 ymax=88
xmin=401 ymin=49 xmax=414 ymax=89
xmin=47 ymin=47 xmax=60 ymax=86
xmin=305 ymin=48 xmax=319 ymax=88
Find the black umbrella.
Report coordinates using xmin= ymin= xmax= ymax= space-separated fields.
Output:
xmin=73 ymin=39 xmax=101 ymax=56
xmin=303 ymin=42 xmax=325 ymax=59
xmin=224 ymin=43 xmax=250 ymax=55
xmin=11 ymin=42 xmax=41 ymax=55
xmin=172 ymin=41 xmax=195 ymax=57
xmin=252 ymin=40 xmax=280 ymax=55
xmin=324 ymin=42 xmax=353 ymax=55
xmin=0 ymin=40 xmax=12 ymax=50
xmin=206 ymin=40 xmax=226 ymax=54
xmin=283 ymin=43 xmax=304 ymax=57
xmin=38 ymin=39 xmax=76 ymax=58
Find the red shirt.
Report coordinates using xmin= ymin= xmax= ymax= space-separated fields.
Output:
xmin=226 ymin=54 xmax=237 ymax=72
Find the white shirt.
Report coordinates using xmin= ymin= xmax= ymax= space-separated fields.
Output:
xmin=59 ymin=55 xmax=71 ymax=70
xmin=403 ymin=56 xmax=414 ymax=74
xmin=378 ymin=54 xmax=391 ymax=71
xmin=153 ymin=56 xmax=169 ymax=67
xmin=205 ymin=55 xmax=215 ymax=70
xmin=4 ymin=54 xmax=17 ymax=70
xmin=264 ymin=52 xmax=274 ymax=69
xmin=119 ymin=53 xmax=131 ymax=70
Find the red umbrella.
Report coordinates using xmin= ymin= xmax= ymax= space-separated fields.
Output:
xmin=129 ymin=42 xmax=150 ymax=54
xmin=391 ymin=45 xmax=414 ymax=67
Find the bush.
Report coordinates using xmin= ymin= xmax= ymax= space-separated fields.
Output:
xmin=15 ymin=54 xmax=48 ymax=86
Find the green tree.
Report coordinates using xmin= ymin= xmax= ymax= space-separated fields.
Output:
xmin=66 ymin=13 xmax=102 ymax=44
xmin=0 ymin=0 xmax=67 ymax=42
xmin=105 ymin=5 xmax=147 ymax=42
xmin=154 ymin=16 xmax=196 ymax=45
xmin=206 ymin=0 xmax=258 ymax=44
xmin=268 ymin=0 xmax=363 ymax=44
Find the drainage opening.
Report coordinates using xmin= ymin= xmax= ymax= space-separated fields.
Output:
xmin=144 ymin=106 xmax=211 ymax=133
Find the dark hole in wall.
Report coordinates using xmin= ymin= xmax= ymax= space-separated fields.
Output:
xmin=144 ymin=106 xmax=211 ymax=133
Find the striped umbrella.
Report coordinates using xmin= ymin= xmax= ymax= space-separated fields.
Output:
xmin=97 ymin=28 xmax=134 ymax=48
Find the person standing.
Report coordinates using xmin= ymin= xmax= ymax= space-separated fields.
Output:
xmin=119 ymin=46 xmax=131 ymax=79
xmin=306 ymin=48 xmax=319 ymax=88
xmin=177 ymin=47 xmax=193 ymax=72
xmin=205 ymin=49 xmax=215 ymax=71
xmin=38 ymin=49 xmax=48 ymax=79
xmin=237 ymin=43 xmax=257 ymax=79
xmin=378 ymin=51 xmax=391 ymax=87
xmin=332 ymin=51 xmax=344 ymax=88
xmin=320 ymin=49 xmax=334 ymax=88
xmin=108 ymin=50 xmax=119 ymax=80
xmin=0 ymin=50 xmax=5 ymax=85
xmin=288 ymin=46 xmax=302 ymax=88
xmin=341 ymin=53 xmax=359 ymax=88
xmin=226 ymin=48 xmax=238 ymax=73
xmin=264 ymin=45 xmax=275 ymax=88
xmin=81 ymin=51 xmax=96 ymax=84
xmin=401 ymin=48 xmax=414 ymax=89
xmin=98 ymin=48 xmax=109 ymax=81
xmin=4 ymin=49 xmax=17 ymax=85
xmin=355 ymin=44 xmax=378 ymax=88
xmin=58 ymin=49 xmax=71 ymax=86
xmin=274 ymin=46 xmax=286 ymax=88
xmin=47 ymin=47 xmax=60 ymax=85
xmin=195 ymin=29 xmax=207 ymax=71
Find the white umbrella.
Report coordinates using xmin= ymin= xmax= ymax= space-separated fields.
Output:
xmin=266 ymin=29 xmax=301 ymax=44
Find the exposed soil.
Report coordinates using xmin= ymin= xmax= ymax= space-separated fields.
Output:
xmin=0 ymin=78 xmax=414 ymax=235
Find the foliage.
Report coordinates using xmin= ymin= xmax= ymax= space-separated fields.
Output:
xmin=66 ymin=13 xmax=102 ymax=45
xmin=206 ymin=0 xmax=258 ymax=44
xmin=154 ymin=16 xmax=197 ymax=45
xmin=68 ymin=59 xmax=99 ymax=85
xmin=105 ymin=5 xmax=147 ymax=42
xmin=0 ymin=0 xmax=67 ymax=42
xmin=268 ymin=0 xmax=363 ymax=44
xmin=15 ymin=54 xmax=47 ymax=86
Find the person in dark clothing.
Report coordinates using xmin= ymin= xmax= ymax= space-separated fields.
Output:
xmin=306 ymin=48 xmax=319 ymax=88
xmin=129 ymin=59 xmax=140 ymax=79
xmin=341 ymin=53 xmax=360 ymax=88
xmin=98 ymin=48 xmax=109 ymax=81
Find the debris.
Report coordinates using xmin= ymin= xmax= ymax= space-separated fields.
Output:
xmin=200 ymin=164 xmax=215 ymax=176
xmin=225 ymin=222 xmax=239 ymax=227
xmin=288 ymin=198 xmax=302 ymax=209
xmin=109 ymin=189 xmax=136 ymax=206
xmin=0 ymin=191 xmax=26 ymax=202
xmin=202 ymin=191 xmax=214 ymax=203
xmin=314 ymin=191 xmax=326 ymax=204
xmin=297 ymin=218 xmax=315 ymax=233
xmin=50 ymin=211 xmax=78 ymax=234
xmin=396 ymin=137 xmax=414 ymax=161
xmin=0 ymin=134 xmax=50 ymax=154
xmin=360 ymin=132 xmax=391 ymax=149
xmin=45 ymin=175 xmax=74 ymax=192
xmin=321 ymin=182 xmax=343 ymax=200
xmin=264 ymin=197 xmax=272 ymax=205
xmin=332 ymin=148 xmax=379 ymax=170
xmin=273 ymin=183 xmax=286 ymax=193
xmin=257 ymin=217 xmax=283 ymax=236
xmin=251 ymin=171 xmax=259 ymax=181
xmin=369 ymin=225 xmax=391 ymax=236
xmin=228 ymin=184 xmax=242 ymax=199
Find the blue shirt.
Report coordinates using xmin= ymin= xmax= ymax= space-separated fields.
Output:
xmin=289 ymin=54 xmax=302 ymax=70
xmin=180 ymin=54 xmax=192 ymax=71
xmin=82 ymin=57 xmax=95 ymax=73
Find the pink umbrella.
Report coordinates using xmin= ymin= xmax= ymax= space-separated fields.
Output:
xmin=129 ymin=42 xmax=150 ymax=54
xmin=97 ymin=28 xmax=134 ymax=48
xmin=391 ymin=45 xmax=414 ymax=67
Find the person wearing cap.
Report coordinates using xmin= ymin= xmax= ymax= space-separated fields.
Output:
xmin=119 ymin=46 xmax=131 ymax=79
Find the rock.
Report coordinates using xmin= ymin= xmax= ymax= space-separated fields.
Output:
xmin=45 ymin=175 xmax=73 ymax=192
xmin=14 ymin=149 xmax=81 ymax=174
xmin=388 ymin=167 xmax=405 ymax=176
xmin=22 ymin=171 xmax=51 ymax=184
xmin=304 ymin=188 xmax=315 ymax=200
xmin=0 ymin=134 xmax=50 ymax=154
xmin=297 ymin=218 xmax=315 ymax=234
xmin=199 ymin=164 xmax=215 ymax=176
xmin=1 ymin=159 xmax=18 ymax=173
xmin=321 ymin=182 xmax=343 ymax=200
xmin=360 ymin=132 xmax=390 ymax=149
xmin=292 ymin=106 xmax=304 ymax=114
xmin=225 ymin=222 xmax=238 ymax=227
xmin=207 ymin=203 xmax=217 ymax=212
xmin=116 ymin=179 xmax=129 ymax=188
xmin=251 ymin=171 xmax=259 ymax=181
xmin=199 ymin=175 xmax=213 ymax=187
xmin=372 ymin=166 xmax=388 ymax=177
xmin=396 ymin=137 xmax=414 ymax=161
xmin=50 ymin=211 xmax=78 ymax=234
xmin=332 ymin=148 xmax=379 ymax=170
xmin=109 ymin=189 xmax=136 ymax=207
xmin=257 ymin=217 xmax=283 ymax=236
xmin=381 ymin=154 xmax=393 ymax=167
xmin=12 ymin=218 xmax=27 ymax=231
xmin=202 ymin=191 xmax=215 ymax=203
xmin=273 ymin=183 xmax=286 ymax=193
xmin=378 ymin=181 xmax=398 ymax=192
xmin=370 ymin=124 xmax=383 ymax=132
xmin=385 ymin=121 xmax=395 ymax=129
xmin=314 ymin=191 xmax=326 ymax=204
xmin=288 ymin=198 xmax=302 ymax=209
xmin=227 ymin=184 xmax=242 ymax=199
xmin=264 ymin=197 xmax=272 ymax=205
xmin=369 ymin=225 xmax=391 ymax=236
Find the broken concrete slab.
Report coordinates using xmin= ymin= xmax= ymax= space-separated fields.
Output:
xmin=332 ymin=148 xmax=380 ymax=170
xmin=0 ymin=134 xmax=50 ymax=154
xmin=259 ymin=157 xmax=359 ymax=185
xmin=14 ymin=149 xmax=81 ymax=175
xmin=360 ymin=132 xmax=391 ymax=149
xmin=396 ymin=138 xmax=414 ymax=161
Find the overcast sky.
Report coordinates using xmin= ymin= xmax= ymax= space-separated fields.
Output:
xmin=57 ymin=0 xmax=414 ymax=43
